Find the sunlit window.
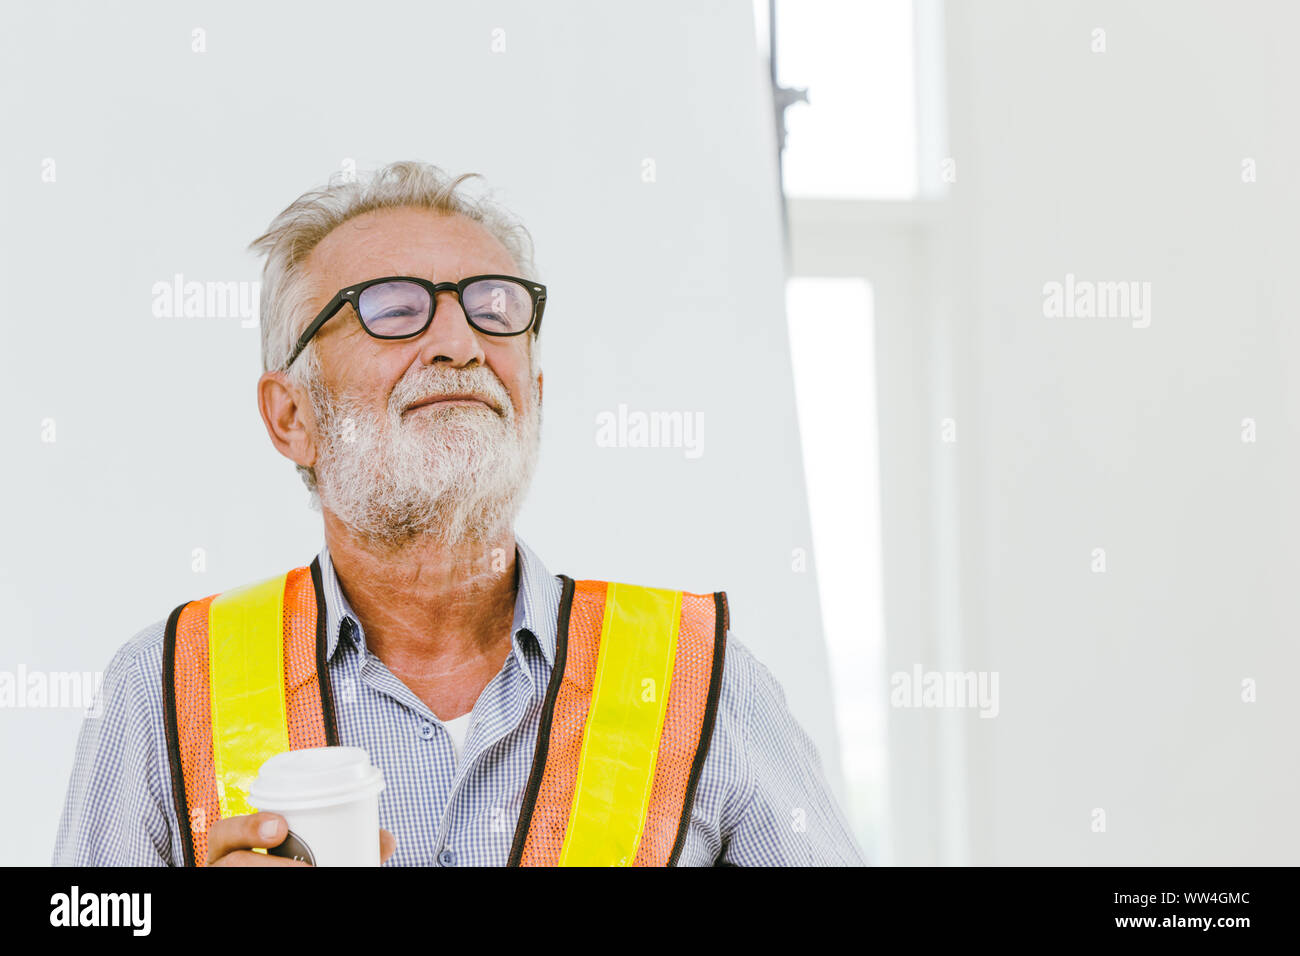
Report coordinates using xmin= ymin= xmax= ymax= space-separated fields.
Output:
xmin=786 ymin=277 xmax=889 ymax=863
xmin=764 ymin=0 xmax=919 ymax=200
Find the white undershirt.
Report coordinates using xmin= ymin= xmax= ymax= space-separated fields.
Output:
xmin=442 ymin=712 xmax=472 ymax=762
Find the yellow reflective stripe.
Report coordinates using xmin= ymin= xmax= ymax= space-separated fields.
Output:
xmin=208 ymin=574 xmax=290 ymax=820
xmin=559 ymin=582 xmax=682 ymax=866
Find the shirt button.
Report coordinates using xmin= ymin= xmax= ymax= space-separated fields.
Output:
xmin=418 ymin=722 xmax=435 ymax=740
xmin=438 ymin=849 xmax=456 ymax=866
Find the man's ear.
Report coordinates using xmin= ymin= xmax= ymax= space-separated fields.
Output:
xmin=257 ymin=371 xmax=316 ymax=469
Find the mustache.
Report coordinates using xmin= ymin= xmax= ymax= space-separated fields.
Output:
xmin=391 ymin=368 xmax=512 ymax=417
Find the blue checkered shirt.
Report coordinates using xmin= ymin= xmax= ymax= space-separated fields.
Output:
xmin=52 ymin=537 xmax=865 ymax=866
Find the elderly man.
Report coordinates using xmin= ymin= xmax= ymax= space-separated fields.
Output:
xmin=53 ymin=161 xmax=865 ymax=867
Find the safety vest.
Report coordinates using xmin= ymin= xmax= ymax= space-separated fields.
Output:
xmin=161 ymin=558 xmax=729 ymax=867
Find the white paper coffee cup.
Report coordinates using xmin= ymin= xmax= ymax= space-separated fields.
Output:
xmin=248 ymin=746 xmax=385 ymax=867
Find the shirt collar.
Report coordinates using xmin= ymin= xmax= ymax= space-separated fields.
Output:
xmin=316 ymin=534 xmax=561 ymax=670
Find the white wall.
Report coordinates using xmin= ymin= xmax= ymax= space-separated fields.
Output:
xmin=0 ymin=0 xmax=843 ymax=865
xmin=938 ymin=0 xmax=1300 ymax=864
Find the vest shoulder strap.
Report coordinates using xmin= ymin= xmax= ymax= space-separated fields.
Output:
xmin=162 ymin=560 xmax=335 ymax=866
xmin=510 ymin=576 xmax=728 ymax=866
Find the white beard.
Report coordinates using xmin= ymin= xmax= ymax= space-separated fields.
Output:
xmin=307 ymin=360 xmax=541 ymax=550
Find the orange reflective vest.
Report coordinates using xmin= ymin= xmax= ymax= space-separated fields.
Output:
xmin=161 ymin=558 xmax=728 ymax=867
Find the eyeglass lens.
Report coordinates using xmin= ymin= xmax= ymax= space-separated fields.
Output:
xmin=356 ymin=278 xmax=533 ymax=336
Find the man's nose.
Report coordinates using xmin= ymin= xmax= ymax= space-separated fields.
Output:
xmin=416 ymin=291 xmax=485 ymax=367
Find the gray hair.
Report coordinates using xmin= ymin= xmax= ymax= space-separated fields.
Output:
xmin=246 ymin=160 xmax=542 ymax=501
xmin=247 ymin=160 xmax=540 ymax=385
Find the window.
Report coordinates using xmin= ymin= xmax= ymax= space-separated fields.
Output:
xmin=774 ymin=0 xmax=919 ymax=199
xmin=760 ymin=0 xmax=955 ymax=864
xmin=786 ymin=277 xmax=888 ymax=864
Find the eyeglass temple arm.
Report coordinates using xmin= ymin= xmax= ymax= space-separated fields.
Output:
xmin=534 ymin=291 xmax=546 ymax=337
xmin=283 ymin=290 xmax=347 ymax=370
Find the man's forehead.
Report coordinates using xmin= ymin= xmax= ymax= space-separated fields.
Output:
xmin=304 ymin=207 xmax=518 ymax=289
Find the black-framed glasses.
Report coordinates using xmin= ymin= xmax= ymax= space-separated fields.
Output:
xmin=283 ymin=273 xmax=547 ymax=369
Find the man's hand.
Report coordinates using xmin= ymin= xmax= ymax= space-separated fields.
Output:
xmin=206 ymin=811 xmax=397 ymax=866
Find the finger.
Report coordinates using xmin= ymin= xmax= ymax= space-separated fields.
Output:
xmin=210 ymin=849 xmax=311 ymax=867
xmin=206 ymin=812 xmax=287 ymax=863
xmin=380 ymin=828 xmax=397 ymax=862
